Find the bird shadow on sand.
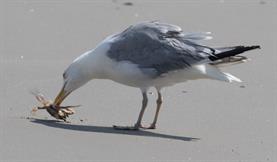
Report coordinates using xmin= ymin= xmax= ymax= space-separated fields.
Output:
xmin=30 ymin=118 xmax=199 ymax=141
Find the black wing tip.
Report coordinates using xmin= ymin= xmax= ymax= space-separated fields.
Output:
xmin=246 ymin=45 xmax=261 ymax=50
xmin=208 ymin=45 xmax=261 ymax=61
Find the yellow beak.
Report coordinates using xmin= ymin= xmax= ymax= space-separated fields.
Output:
xmin=54 ymin=88 xmax=70 ymax=106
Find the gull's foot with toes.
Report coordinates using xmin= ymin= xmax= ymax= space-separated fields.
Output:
xmin=113 ymin=124 xmax=141 ymax=131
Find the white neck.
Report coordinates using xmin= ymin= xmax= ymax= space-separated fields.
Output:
xmin=72 ymin=42 xmax=114 ymax=80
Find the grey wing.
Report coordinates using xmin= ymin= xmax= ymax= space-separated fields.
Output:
xmin=107 ymin=21 xmax=215 ymax=76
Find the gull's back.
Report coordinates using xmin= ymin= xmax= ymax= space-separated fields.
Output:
xmin=107 ymin=21 xmax=215 ymax=78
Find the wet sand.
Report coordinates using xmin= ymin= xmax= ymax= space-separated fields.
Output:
xmin=1 ymin=0 xmax=276 ymax=161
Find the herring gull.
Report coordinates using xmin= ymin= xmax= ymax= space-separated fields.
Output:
xmin=33 ymin=21 xmax=260 ymax=130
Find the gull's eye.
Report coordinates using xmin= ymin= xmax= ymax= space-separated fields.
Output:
xmin=63 ymin=72 xmax=66 ymax=79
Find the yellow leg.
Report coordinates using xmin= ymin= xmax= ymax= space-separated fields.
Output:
xmin=113 ymin=92 xmax=148 ymax=130
xmin=147 ymin=90 xmax=162 ymax=129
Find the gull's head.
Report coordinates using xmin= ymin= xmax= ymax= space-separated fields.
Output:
xmin=53 ymin=59 xmax=92 ymax=106
xmin=53 ymin=46 xmax=107 ymax=106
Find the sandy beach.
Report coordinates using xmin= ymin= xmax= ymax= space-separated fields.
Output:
xmin=1 ymin=0 xmax=276 ymax=161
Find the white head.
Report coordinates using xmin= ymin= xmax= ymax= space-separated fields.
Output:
xmin=53 ymin=63 xmax=90 ymax=106
xmin=53 ymin=50 xmax=99 ymax=106
xmin=53 ymin=41 xmax=111 ymax=106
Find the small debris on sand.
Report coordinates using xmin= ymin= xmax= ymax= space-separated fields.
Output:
xmin=123 ymin=2 xmax=133 ymax=6
xmin=20 ymin=116 xmax=34 ymax=120
xmin=239 ymin=85 xmax=246 ymax=88
xmin=259 ymin=0 xmax=266 ymax=5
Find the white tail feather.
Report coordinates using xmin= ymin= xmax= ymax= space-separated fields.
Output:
xmin=197 ymin=64 xmax=242 ymax=83
xmin=223 ymin=73 xmax=242 ymax=83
